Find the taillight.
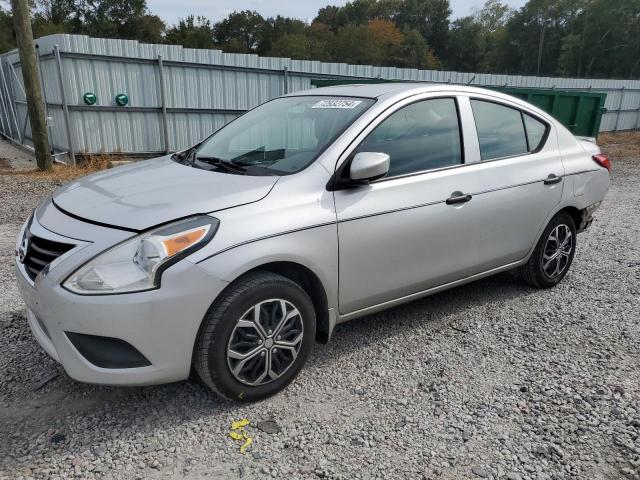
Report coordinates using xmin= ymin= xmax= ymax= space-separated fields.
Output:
xmin=592 ymin=154 xmax=611 ymax=172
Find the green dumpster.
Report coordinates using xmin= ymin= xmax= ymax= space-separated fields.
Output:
xmin=310 ymin=79 xmax=607 ymax=137
xmin=491 ymin=87 xmax=606 ymax=138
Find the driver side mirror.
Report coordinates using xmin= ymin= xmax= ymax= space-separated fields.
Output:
xmin=349 ymin=152 xmax=390 ymax=183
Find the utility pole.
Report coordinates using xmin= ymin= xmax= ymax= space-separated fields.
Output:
xmin=536 ymin=20 xmax=546 ymax=77
xmin=10 ymin=0 xmax=52 ymax=170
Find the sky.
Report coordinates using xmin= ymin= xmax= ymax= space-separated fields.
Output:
xmin=147 ymin=0 xmax=527 ymax=26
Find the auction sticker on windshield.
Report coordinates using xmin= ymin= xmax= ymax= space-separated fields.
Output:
xmin=312 ymin=99 xmax=363 ymax=109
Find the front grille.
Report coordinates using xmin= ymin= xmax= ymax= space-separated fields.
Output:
xmin=23 ymin=234 xmax=75 ymax=281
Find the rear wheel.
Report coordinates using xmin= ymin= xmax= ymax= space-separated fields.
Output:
xmin=194 ymin=271 xmax=315 ymax=402
xmin=518 ymin=212 xmax=577 ymax=289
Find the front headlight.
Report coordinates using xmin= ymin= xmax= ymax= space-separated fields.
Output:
xmin=63 ymin=216 xmax=219 ymax=295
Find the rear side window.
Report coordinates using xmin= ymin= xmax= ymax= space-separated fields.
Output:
xmin=523 ymin=113 xmax=547 ymax=151
xmin=471 ymin=100 xmax=528 ymax=160
xmin=356 ymin=98 xmax=463 ymax=177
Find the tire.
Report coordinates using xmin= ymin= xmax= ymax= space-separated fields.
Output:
xmin=194 ymin=271 xmax=315 ymax=402
xmin=518 ymin=212 xmax=577 ymax=289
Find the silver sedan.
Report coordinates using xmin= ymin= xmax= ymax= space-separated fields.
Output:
xmin=15 ymin=84 xmax=610 ymax=401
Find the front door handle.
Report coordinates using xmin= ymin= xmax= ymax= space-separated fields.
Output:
xmin=544 ymin=174 xmax=563 ymax=185
xmin=446 ymin=191 xmax=473 ymax=205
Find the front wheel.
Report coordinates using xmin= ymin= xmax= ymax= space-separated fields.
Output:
xmin=518 ymin=212 xmax=577 ymax=289
xmin=194 ymin=271 xmax=315 ymax=402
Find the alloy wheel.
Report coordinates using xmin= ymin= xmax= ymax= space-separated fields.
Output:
xmin=542 ymin=224 xmax=573 ymax=279
xmin=226 ymin=299 xmax=304 ymax=386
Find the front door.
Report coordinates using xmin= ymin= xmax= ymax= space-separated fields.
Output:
xmin=334 ymin=97 xmax=482 ymax=314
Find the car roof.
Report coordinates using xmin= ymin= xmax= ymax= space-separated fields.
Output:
xmin=286 ymin=82 xmax=501 ymax=99
xmin=285 ymin=82 xmax=557 ymax=127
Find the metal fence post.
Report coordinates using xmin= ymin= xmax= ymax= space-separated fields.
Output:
xmin=613 ymin=86 xmax=625 ymax=133
xmin=36 ymin=45 xmax=55 ymax=153
xmin=158 ymin=54 xmax=170 ymax=154
xmin=0 ymin=60 xmax=21 ymax=142
xmin=0 ymin=63 xmax=11 ymax=138
xmin=4 ymin=59 xmax=22 ymax=143
xmin=283 ymin=66 xmax=289 ymax=95
xmin=53 ymin=45 xmax=76 ymax=165
xmin=8 ymin=62 xmax=29 ymax=144
xmin=0 ymin=92 xmax=6 ymax=137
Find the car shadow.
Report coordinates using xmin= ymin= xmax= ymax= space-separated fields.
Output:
xmin=311 ymin=271 xmax=533 ymax=365
xmin=1 ymin=271 xmax=535 ymax=464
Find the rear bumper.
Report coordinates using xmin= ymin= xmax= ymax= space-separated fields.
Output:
xmin=15 ymin=207 xmax=229 ymax=386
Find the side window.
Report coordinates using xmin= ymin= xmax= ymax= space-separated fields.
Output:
xmin=356 ymin=98 xmax=462 ymax=177
xmin=471 ymin=100 xmax=528 ymax=160
xmin=523 ymin=113 xmax=547 ymax=152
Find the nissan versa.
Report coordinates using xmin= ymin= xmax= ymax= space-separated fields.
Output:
xmin=15 ymin=84 xmax=610 ymax=401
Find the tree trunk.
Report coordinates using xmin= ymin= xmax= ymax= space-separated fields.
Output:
xmin=536 ymin=22 xmax=546 ymax=76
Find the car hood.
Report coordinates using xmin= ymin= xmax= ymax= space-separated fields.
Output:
xmin=52 ymin=156 xmax=279 ymax=230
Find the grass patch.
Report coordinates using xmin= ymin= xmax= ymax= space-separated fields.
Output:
xmin=598 ymin=131 xmax=640 ymax=159
xmin=8 ymin=153 xmax=126 ymax=181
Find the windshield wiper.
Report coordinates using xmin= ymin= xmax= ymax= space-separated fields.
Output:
xmin=232 ymin=146 xmax=285 ymax=165
xmin=171 ymin=142 xmax=202 ymax=164
xmin=170 ymin=150 xmax=188 ymax=162
xmin=195 ymin=156 xmax=247 ymax=173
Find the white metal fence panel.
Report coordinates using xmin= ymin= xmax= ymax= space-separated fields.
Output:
xmin=1 ymin=33 xmax=640 ymax=160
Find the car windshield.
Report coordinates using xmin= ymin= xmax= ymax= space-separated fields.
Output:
xmin=186 ymin=96 xmax=374 ymax=175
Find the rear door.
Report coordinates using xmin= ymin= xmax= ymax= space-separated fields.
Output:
xmin=460 ymin=96 xmax=565 ymax=268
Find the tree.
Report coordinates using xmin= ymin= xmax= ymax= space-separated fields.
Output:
xmin=330 ymin=19 xmax=404 ymax=66
xmin=10 ymin=0 xmax=52 ymax=169
xmin=395 ymin=0 xmax=451 ymax=59
xmin=0 ymin=7 xmax=16 ymax=53
xmin=30 ymin=0 xmax=77 ymax=37
xmin=303 ymin=22 xmax=334 ymax=61
xmin=557 ymin=31 xmax=581 ymax=76
xmin=447 ymin=16 xmax=484 ymax=72
xmin=4 ymin=0 xmax=639 ymax=80
xmin=82 ymin=0 xmax=145 ymax=37
xmin=55 ymin=0 xmax=166 ymax=41
xmin=258 ymin=15 xmax=306 ymax=54
xmin=35 ymin=0 xmax=76 ymax=24
xmin=270 ymin=33 xmax=310 ymax=59
xmin=165 ymin=15 xmax=215 ymax=49
xmin=556 ymin=0 xmax=640 ymax=78
xmin=313 ymin=0 xmax=400 ymax=30
xmin=474 ymin=0 xmax=512 ymax=72
xmin=327 ymin=18 xmax=440 ymax=69
xmin=314 ymin=4 xmax=349 ymax=31
xmin=134 ymin=14 xmax=165 ymax=43
xmin=396 ymin=27 xmax=441 ymax=69
xmin=445 ymin=0 xmax=512 ymax=73
xmin=25 ymin=0 xmax=165 ymax=43
xmin=268 ymin=23 xmax=333 ymax=61
xmin=214 ymin=10 xmax=265 ymax=53
xmin=473 ymin=0 xmax=512 ymax=33
xmin=500 ymin=0 xmax=579 ymax=76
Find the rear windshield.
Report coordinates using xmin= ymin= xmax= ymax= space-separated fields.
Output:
xmin=194 ymin=96 xmax=375 ymax=175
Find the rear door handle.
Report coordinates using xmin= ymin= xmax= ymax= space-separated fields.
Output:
xmin=446 ymin=191 xmax=473 ymax=205
xmin=544 ymin=174 xmax=563 ymax=185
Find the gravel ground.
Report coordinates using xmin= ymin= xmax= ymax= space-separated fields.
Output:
xmin=0 ymin=138 xmax=638 ymax=480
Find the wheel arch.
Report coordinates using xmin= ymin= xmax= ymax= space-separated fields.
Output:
xmin=241 ymin=261 xmax=333 ymax=344
xmin=525 ymin=203 xmax=585 ymax=263
xmin=558 ymin=205 xmax=582 ymax=229
xmin=196 ymin=256 xmax=335 ymax=345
